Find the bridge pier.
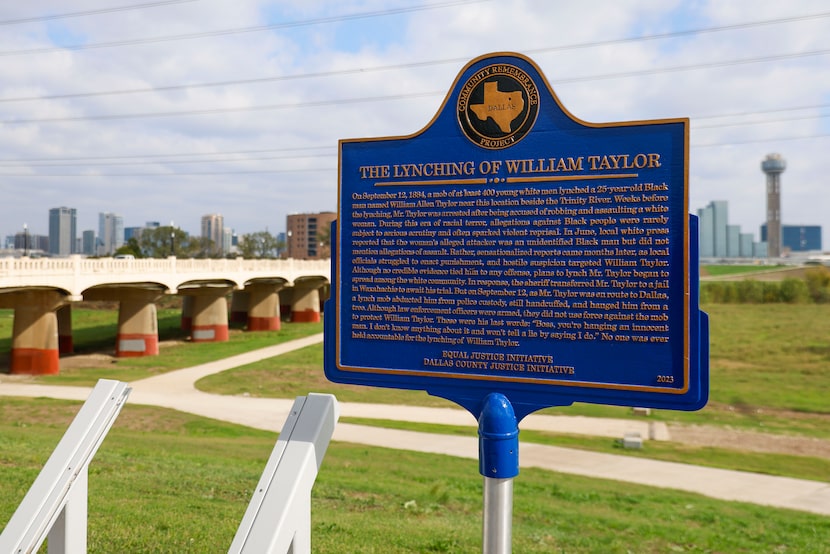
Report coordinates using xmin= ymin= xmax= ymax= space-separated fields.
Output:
xmin=6 ymin=290 xmax=65 ymax=375
xmin=289 ymin=279 xmax=327 ymax=323
xmin=181 ymin=295 xmax=194 ymax=331
xmin=229 ymin=290 xmax=250 ymax=326
xmin=246 ymin=282 xmax=284 ymax=331
xmin=184 ymin=287 xmax=232 ymax=342
xmin=57 ymin=305 xmax=73 ymax=354
xmin=115 ymin=289 xmax=162 ymax=357
xmin=84 ymin=285 xmax=166 ymax=358
xmin=279 ymin=288 xmax=292 ymax=322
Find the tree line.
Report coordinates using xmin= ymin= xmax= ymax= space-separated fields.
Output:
xmin=114 ymin=226 xmax=286 ymax=259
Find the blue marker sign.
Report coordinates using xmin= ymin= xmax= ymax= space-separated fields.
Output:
xmin=324 ymin=52 xmax=708 ymax=419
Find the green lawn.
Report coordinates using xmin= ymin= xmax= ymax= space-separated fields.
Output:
xmin=0 ymin=307 xmax=323 ymax=384
xmin=1 ymin=399 xmax=828 ymax=553
xmin=3 ymin=304 xmax=830 ymax=550
xmin=6 ymin=304 xmax=830 ymax=434
xmin=701 ymin=264 xmax=788 ymax=276
xmin=196 ymin=303 xmax=830 ymax=438
xmin=4 ymin=303 xmax=829 ymax=443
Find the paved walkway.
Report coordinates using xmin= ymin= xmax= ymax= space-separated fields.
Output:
xmin=2 ymin=333 xmax=828 ymax=517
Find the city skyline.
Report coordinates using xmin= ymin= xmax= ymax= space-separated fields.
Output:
xmin=2 ymin=206 xmax=296 ymax=256
xmin=10 ymin=194 xmax=824 ymax=257
xmin=1 ymin=2 xmax=828 ymax=246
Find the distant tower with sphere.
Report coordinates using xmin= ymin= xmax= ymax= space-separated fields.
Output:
xmin=761 ymin=153 xmax=786 ymax=258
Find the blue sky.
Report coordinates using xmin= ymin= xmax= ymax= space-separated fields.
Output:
xmin=1 ymin=0 xmax=828 ymax=249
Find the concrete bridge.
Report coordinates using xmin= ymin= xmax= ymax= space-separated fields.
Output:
xmin=0 ymin=256 xmax=331 ymax=375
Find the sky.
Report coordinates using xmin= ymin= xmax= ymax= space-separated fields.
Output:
xmin=1 ymin=0 xmax=828 ymax=248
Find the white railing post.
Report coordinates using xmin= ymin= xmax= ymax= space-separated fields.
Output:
xmin=229 ymin=393 xmax=339 ymax=554
xmin=47 ymin=469 xmax=88 ymax=554
xmin=0 ymin=379 xmax=131 ymax=554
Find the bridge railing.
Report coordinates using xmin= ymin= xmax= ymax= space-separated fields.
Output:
xmin=0 ymin=379 xmax=131 ymax=554
xmin=0 ymin=255 xmax=330 ymax=277
xmin=0 ymin=256 xmax=330 ymax=295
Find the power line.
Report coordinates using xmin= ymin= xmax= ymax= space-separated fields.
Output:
xmin=0 ymin=91 xmax=443 ymax=124
xmin=0 ymin=146 xmax=336 ymax=163
xmin=0 ymin=151 xmax=335 ymax=167
xmin=0 ymin=0 xmax=197 ymax=26
xmin=693 ymin=112 xmax=830 ymax=130
xmin=3 ymin=47 xmax=829 ymax=125
xmin=692 ymin=132 xmax=830 ymax=148
xmin=0 ymin=103 xmax=827 ymax=165
xmin=4 ymin=134 xmax=830 ymax=175
xmin=2 ymin=10 xmax=829 ymax=102
xmin=690 ymin=103 xmax=830 ymax=121
xmin=553 ymin=49 xmax=830 ymax=84
xmin=0 ymin=0 xmax=489 ymax=57
xmin=0 ymin=167 xmax=335 ymax=177
xmin=0 ymin=61 xmax=447 ymax=103
xmin=8 ymin=132 xmax=830 ymax=175
xmin=4 ymin=133 xmax=830 ymax=175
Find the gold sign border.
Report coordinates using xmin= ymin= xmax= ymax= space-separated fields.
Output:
xmin=335 ymin=52 xmax=691 ymax=396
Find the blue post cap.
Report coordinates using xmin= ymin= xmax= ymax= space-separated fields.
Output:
xmin=478 ymin=393 xmax=519 ymax=479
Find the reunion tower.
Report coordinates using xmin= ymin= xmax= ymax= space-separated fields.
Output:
xmin=761 ymin=153 xmax=786 ymax=258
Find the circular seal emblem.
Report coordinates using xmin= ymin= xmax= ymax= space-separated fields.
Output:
xmin=457 ymin=63 xmax=539 ymax=149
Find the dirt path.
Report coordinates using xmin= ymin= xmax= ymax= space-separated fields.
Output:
xmin=7 ymin=350 xmax=830 ymax=460
xmin=668 ymin=424 xmax=830 ymax=458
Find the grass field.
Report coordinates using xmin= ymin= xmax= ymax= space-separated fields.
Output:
xmin=700 ymin=264 xmax=789 ymax=277
xmin=2 ymin=303 xmax=830 ymax=550
xmin=1 ymin=398 xmax=828 ymax=553
xmin=194 ymin=303 xmax=830 ymax=437
xmin=4 ymin=304 xmax=830 ymax=428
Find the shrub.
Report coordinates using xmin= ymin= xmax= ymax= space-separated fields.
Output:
xmin=762 ymin=281 xmax=782 ymax=303
xmin=700 ymin=276 xmax=814 ymax=304
xmin=804 ymin=267 xmax=830 ymax=303
xmin=779 ymin=278 xmax=810 ymax=303
xmin=733 ymin=280 xmax=764 ymax=303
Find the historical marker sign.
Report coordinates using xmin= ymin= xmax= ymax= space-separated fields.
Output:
xmin=324 ymin=52 xmax=708 ymax=418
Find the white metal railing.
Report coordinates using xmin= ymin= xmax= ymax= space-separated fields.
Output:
xmin=229 ymin=393 xmax=339 ymax=554
xmin=0 ymin=386 xmax=337 ymax=554
xmin=0 ymin=379 xmax=131 ymax=554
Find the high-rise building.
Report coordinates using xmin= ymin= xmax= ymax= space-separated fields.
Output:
xmin=711 ymin=200 xmax=729 ymax=258
xmin=222 ymin=227 xmax=233 ymax=255
xmin=98 ymin=212 xmax=124 ymax=255
xmin=760 ymin=224 xmax=822 ymax=253
xmin=286 ymin=212 xmax=336 ymax=259
xmin=276 ymin=231 xmax=286 ymax=257
xmin=82 ymin=230 xmax=96 ymax=255
xmin=739 ymin=233 xmax=754 ymax=258
xmin=696 ymin=200 xmax=730 ymax=258
xmin=15 ymin=231 xmax=48 ymax=254
xmin=48 ymin=207 xmax=77 ymax=256
xmin=124 ymin=227 xmax=144 ymax=241
xmin=726 ymin=225 xmax=741 ymax=258
xmin=201 ymin=214 xmax=224 ymax=256
xmin=697 ymin=203 xmax=714 ymax=258
xmin=697 ymin=200 xmax=766 ymax=259
xmin=761 ymin=153 xmax=786 ymax=258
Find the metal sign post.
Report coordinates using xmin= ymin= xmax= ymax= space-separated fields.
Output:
xmin=478 ymin=393 xmax=518 ymax=553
